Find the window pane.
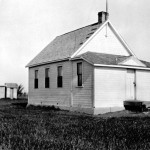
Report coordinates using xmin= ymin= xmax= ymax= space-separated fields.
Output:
xmin=45 ymin=77 xmax=49 ymax=88
xmin=34 ymin=79 xmax=38 ymax=88
xmin=57 ymin=76 xmax=62 ymax=87
xmin=45 ymin=68 xmax=49 ymax=78
xmin=77 ymin=63 xmax=82 ymax=86
xmin=58 ymin=66 xmax=62 ymax=76
xmin=77 ymin=63 xmax=82 ymax=75
xmin=78 ymin=75 xmax=82 ymax=86
xmin=35 ymin=70 xmax=38 ymax=79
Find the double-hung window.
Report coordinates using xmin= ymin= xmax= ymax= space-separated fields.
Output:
xmin=45 ymin=68 xmax=49 ymax=88
xmin=57 ymin=66 xmax=63 ymax=87
xmin=77 ymin=62 xmax=82 ymax=86
xmin=34 ymin=70 xmax=38 ymax=89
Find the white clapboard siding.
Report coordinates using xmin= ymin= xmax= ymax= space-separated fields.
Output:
xmin=76 ymin=25 xmax=130 ymax=56
xmin=72 ymin=61 xmax=93 ymax=108
xmin=28 ymin=61 xmax=72 ymax=106
xmin=94 ymin=67 xmax=126 ymax=107
xmin=136 ymin=70 xmax=150 ymax=101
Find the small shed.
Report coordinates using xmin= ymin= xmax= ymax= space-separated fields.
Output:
xmin=5 ymin=83 xmax=18 ymax=99
xmin=0 ymin=83 xmax=18 ymax=99
xmin=0 ymin=86 xmax=6 ymax=99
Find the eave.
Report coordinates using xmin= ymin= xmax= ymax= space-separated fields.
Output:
xmin=94 ymin=64 xmax=150 ymax=70
xmin=71 ymin=57 xmax=150 ymax=70
xmin=26 ymin=58 xmax=70 ymax=68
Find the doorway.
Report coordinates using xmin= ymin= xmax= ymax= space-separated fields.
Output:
xmin=126 ymin=69 xmax=136 ymax=100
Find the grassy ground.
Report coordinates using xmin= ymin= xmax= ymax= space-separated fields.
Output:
xmin=0 ymin=99 xmax=150 ymax=149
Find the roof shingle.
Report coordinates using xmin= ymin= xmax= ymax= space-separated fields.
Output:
xmin=74 ymin=51 xmax=150 ymax=68
xmin=75 ymin=51 xmax=129 ymax=65
xmin=26 ymin=23 xmax=102 ymax=67
xmin=26 ymin=21 xmax=150 ymax=68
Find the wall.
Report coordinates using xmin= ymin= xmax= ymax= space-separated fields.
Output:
xmin=28 ymin=61 xmax=72 ymax=106
xmin=72 ymin=60 xmax=93 ymax=108
xmin=76 ymin=25 xmax=130 ymax=56
xmin=28 ymin=60 xmax=94 ymax=109
xmin=7 ymin=88 xmax=10 ymax=98
xmin=0 ymin=87 xmax=5 ymax=99
xmin=136 ymin=70 xmax=150 ymax=101
xmin=94 ymin=67 xmax=126 ymax=108
xmin=13 ymin=88 xmax=17 ymax=99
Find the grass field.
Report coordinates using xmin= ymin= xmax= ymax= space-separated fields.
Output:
xmin=0 ymin=99 xmax=150 ymax=149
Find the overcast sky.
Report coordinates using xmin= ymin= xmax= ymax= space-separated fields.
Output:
xmin=0 ymin=0 xmax=150 ymax=92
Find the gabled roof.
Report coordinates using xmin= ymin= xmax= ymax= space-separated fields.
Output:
xmin=26 ymin=17 xmax=150 ymax=68
xmin=73 ymin=51 xmax=150 ymax=68
xmin=26 ymin=23 xmax=102 ymax=67
xmin=71 ymin=20 xmax=135 ymax=58
xmin=118 ymin=56 xmax=146 ymax=67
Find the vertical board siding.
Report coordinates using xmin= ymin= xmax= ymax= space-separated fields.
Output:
xmin=136 ymin=70 xmax=150 ymax=101
xmin=28 ymin=61 xmax=72 ymax=106
xmin=94 ymin=67 xmax=126 ymax=107
xmin=72 ymin=61 xmax=93 ymax=108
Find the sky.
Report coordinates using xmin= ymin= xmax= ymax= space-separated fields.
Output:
xmin=0 ymin=0 xmax=150 ymax=92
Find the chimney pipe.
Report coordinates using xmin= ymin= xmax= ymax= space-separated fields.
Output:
xmin=98 ymin=11 xmax=109 ymax=24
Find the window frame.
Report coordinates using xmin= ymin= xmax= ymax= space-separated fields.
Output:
xmin=34 ymin=70 xmax=38 ymax=89
xmin=45 ymin=68 xmax=50 ymax=88
xmin=77 ymin=62 xmax=83 ymax=87
xmin=57 ymin=66 xmax=63 ymax=88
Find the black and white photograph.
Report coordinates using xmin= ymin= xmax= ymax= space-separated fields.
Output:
xmin=0 ymin=0 xmax=150 ymax=149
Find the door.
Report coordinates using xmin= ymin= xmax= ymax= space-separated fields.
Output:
xmin=126 ymin=69 xmax=135 ymax=100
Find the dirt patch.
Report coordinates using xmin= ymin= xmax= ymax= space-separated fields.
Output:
xmin=98 ymin=109 xmax=150 ymax=118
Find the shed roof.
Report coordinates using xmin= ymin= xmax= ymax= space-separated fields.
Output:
xmin=26 ymin=23 xmax=102 ymax=67
xmin=5 ymin=83 xmax=18 ymax=88
xmin=74 ymin=51 xmax=129 ymax=65
xmin=0 ymin=86 xmax=5 ymax=88
xmin=74 ymin=51 xmax=150 ymax=68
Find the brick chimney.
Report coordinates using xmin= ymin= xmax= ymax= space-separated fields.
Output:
xmin=98 ymin=11 xmax=109 ymax=24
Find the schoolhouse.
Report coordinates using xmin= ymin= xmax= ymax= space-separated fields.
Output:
xmin=26 ymin=12 xmax=150 ymax=114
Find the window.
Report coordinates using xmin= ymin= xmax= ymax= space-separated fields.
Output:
xmin=34 ymin=70 xmax=38 ymax=89
xmin=57 ymin=66 xmax=63 ymax=87
xmin=45 ymin=68 xmax=49 ymax=88
xmin=77 ymin=63 xmax=82 ymax=86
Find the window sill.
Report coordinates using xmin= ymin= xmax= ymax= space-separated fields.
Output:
xmin=76 ymin=85 xmax=84 ymax=88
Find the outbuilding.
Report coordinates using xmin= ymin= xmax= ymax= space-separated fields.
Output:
xmin=0 ymin=83 xmax=18 ymax=99
xmin=26 ymin=11 xmax=150 ymax=114
xmin=0 ymin=86 xmax=6 ymax=99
